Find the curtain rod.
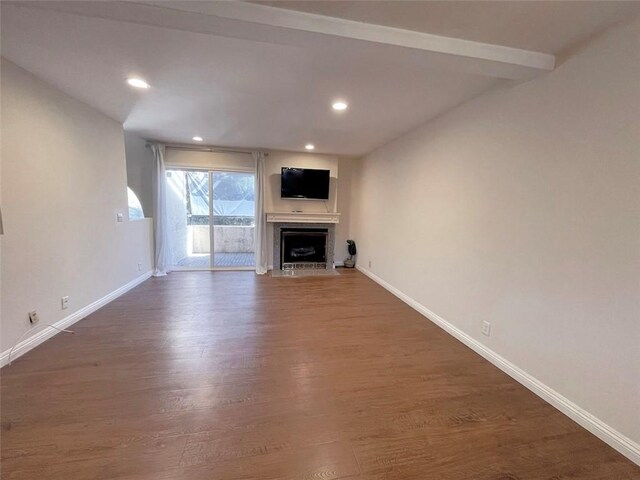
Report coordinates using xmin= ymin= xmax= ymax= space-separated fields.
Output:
xmin=145 ymin=142 xmax=268 ymax=156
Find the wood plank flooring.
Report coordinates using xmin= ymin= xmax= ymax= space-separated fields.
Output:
xmin=1 ymin=270 xmax=638 ymax=479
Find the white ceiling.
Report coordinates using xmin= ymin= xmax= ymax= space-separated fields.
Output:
xmin=1 ymin=1 xmax=637 ymax=157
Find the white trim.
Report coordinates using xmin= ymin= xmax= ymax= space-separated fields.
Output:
xmin=356 ymin=265 xmax=640 ymax=466
xmin=266 ymin=212 xmax=340 ymax=224
xmin=0 ymin=271 xmax=153 ymax=368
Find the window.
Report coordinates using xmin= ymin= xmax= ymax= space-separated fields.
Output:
xmin=127 ymin=187 xmax=145 ymax=220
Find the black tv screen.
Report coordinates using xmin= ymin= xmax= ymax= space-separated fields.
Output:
xmin=281 ymin=167 xmax=330 ymax=200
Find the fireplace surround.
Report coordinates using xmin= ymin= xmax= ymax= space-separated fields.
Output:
xmin=272 ymin=222 xmax=336 ymax=271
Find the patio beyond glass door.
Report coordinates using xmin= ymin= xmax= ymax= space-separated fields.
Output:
xmin=212 ymin=171 xmax=255 ymax=268
xmin=166 ymin=169 xmax=211 ymax=269
xmin=166 ymin=169 xmax=255 ymax=270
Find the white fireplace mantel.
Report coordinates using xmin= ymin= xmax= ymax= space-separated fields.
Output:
xmin=266 ymin=212 xmax=340 ymax=224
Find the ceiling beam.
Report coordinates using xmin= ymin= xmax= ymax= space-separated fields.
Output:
xmin=150 ymin=1 xmax=556 ymax=77
xmin=14 ymin=0 xmax=555 ymax=80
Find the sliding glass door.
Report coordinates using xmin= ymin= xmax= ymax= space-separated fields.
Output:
xmin=165 ymin=169 xmax=255 ymax=270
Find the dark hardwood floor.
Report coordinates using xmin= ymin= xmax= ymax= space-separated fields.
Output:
xmin=1 ymin=270 xmax=638 ymax=479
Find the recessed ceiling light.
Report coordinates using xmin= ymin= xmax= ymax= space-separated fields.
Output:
xmin=332 ymin=101 xmax=348 ymax=111
xmin=126 ymin=78 xmax=150 ymax=89
xmin=305 ymin=144 xmax=315 ymax=150
xmin=192 ymin=136 xmax=203 ymax=142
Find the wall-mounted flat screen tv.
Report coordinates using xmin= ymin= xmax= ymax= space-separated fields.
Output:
xmin=281 ymin=167 xmax=330 ymax=200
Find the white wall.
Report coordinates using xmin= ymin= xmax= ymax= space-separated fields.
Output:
xmin=264 ymin=151 xmax=338 ymax=214
xmin=335 ymin=157 xmax=358 ymax=264
xmin=352 ymin=19 xmax=640 ymax=448
xmin=124 ymin=131 xmax=154 ymax=218
xmin=0 ymin=59 xmax=153 ymax=354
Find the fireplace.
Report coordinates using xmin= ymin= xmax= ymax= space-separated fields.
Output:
xmin=280 ymin=228 xmax=328 ymax=270
xmin=271 ymin=219 xmax=337 ymax=272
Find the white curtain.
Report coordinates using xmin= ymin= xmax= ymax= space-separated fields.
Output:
xmin=151 ymin=143 xmax=172 ymax=276
xmin=253 ymin=151 xmax=268 ymax=274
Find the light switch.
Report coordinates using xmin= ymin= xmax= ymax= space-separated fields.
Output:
xmin=116 ymin=213 xmax=124 ymax=223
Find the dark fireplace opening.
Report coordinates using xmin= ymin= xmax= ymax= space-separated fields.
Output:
xmin=281 ymin=228 xmax=328 ymax=270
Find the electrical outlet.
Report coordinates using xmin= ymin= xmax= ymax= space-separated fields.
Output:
xmin=481 ymin=320 xmax=491 ymax=337
xmin=61 ymin=296 xmax=69 ymax=310
xmin=137 ymin=262 xmax=142 ymax=271
xmin=368 ymin=260 xmax=372 ymax=268
xmin=28 ymin=310 xmax=39 ymax=325
xmin=116 ymin=212 xmax=124 ymax=223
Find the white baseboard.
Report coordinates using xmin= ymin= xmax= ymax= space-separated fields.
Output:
xmin=0 ymin=271 xmax=153 ymax=368
xmin=356 ymin=265 xmax=640 ymax=466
